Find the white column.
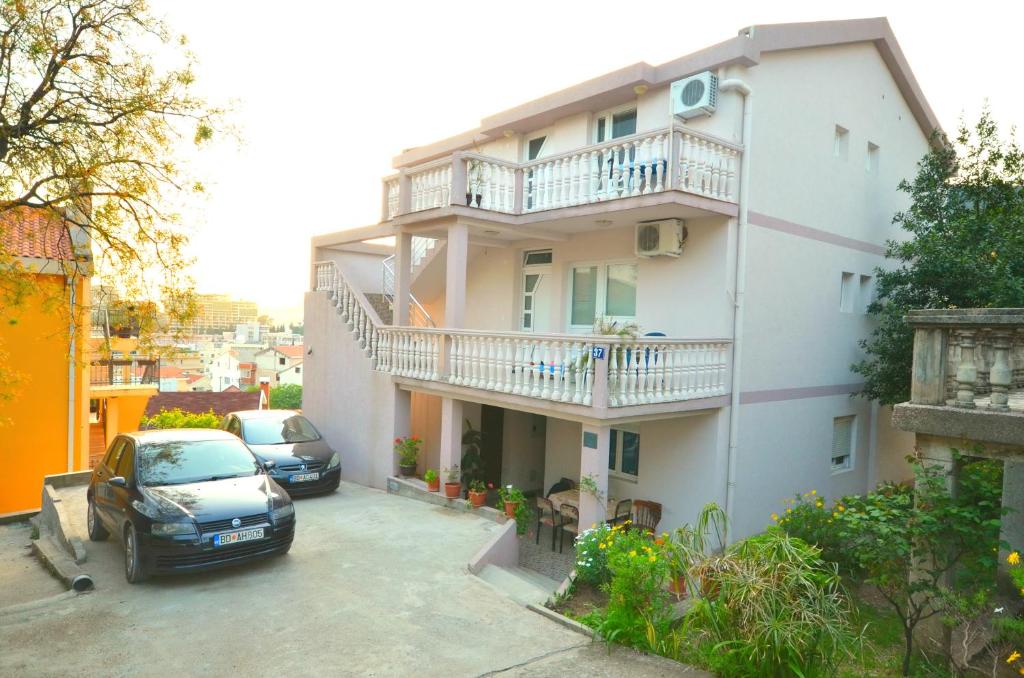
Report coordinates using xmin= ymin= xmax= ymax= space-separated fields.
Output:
xmin=394 ymin=232 xmax=412 ymax=326
xmin=578 ymin=424 xmax=611 ymax=532
xmin=439 ymin=397 xmax=463 ymax=480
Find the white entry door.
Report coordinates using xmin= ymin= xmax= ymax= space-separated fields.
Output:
xmin=521 ymin=270 xmax=551 ymax=332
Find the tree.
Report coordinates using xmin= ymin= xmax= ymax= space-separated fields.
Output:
xmin=290 ymin=322 xmax=304 ymax=336
xmin=853 ymin=109 xmax=1024 ymax=404
xmin=269 ymin=383 xmax=301 ymax=409
xmin=0 ymin=0 xmax=221 ymax=345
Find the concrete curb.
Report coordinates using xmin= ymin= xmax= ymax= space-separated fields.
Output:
xmin=0 ymin=590 xmax=80 ymax=626
xmin=526 ymin=603 xmax=596 ymax=638
xmin=30 ymin=533 xmax=94 ymax=592
xmin=0 ymin=509 xmax=39 ymax=525
xmin=386 ymin=476 xmax=510 ymax=526
xmin=37 ymin=485 xmax=87 ymax=564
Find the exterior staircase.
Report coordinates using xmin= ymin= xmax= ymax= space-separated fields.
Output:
xmin=364 ymin=293 xmax=393 ymax=325
xmin=475 ymin=564 xmax=561 ymax=607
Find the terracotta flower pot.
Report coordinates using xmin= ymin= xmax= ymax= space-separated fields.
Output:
xmin=468 ymin=490 xmax=486 ymax=508
xmin=504 ymin=501 xmax=519 ymax=518
xmin=444 ymin=482 xmax=461 ymax=499
xmin=426 ymin=478 xmax=440 ymax=492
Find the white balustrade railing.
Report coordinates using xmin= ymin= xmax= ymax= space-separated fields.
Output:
xmin=380 ymin=126 xmax=741 ymax=221
xmin=674 ymin=127 xmax=740 ymax=202
xmin=466 ymin=155 xmax=517 ymax=213
xmin=523 ymin=130 xmax=671 ymax=212
xmin=409 ymin=161 xmax=452 ymax=212
xmin=605 ymin=339 xmax=730 ymax=406
xmin=314 ymin=261 xmax=381 ymax=362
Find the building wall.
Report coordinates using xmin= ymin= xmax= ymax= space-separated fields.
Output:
xmin=0 ymin=274 xmax=87 ymax=515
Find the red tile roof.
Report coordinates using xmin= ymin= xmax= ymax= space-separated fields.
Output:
xmin=0 ymin=206 xmax=74 ymax=260
xmin=275 ymin=344 xmax=304 ymax=359
xmin=144 ymin=391 xmax=263 ymax=419
xmin=159 ymin=366 xmax=185 ymax=379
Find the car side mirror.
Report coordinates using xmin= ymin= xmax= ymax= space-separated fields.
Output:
xmin=109 ymin=476 xmax=127 ymax=488
xmin=262 ymin=460 xmax=276 ymax=471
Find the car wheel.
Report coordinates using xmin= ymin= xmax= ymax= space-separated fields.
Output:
xmin=86 ymin=497 xmax=108 ymax=542
xmin=124 ymin=524 xmax=147 ymax=584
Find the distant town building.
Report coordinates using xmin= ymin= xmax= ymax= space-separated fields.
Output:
xmin=185 ymin=294 xmax=258 ymax=334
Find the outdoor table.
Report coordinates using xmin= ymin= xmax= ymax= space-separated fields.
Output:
xmin=548 ymin=489 xmax=620 ymax=522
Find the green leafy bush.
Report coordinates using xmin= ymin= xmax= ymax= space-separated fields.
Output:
xmin=595 ymin=527 xmax=673 ymax=648
xmin=574 ymin=523 xmax=614 ymax=586
xmin=140 ymin=407 xmax=220 ymax=430
xmin=269 ymin=383 xmax=301 ymax=409
xmin=677 ymin=529 xmax=855 ymax=678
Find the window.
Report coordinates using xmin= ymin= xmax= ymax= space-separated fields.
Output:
xmin=278 ymin=357 xmax=286 ymax=366
xmin=115 ymin=443 xmax=135 ymax=484
xmin=833 ymin=125 xmax=849 ymax=160
xmin=840 ymin=272 xmax=855 ymax=313
xmin=608 ymin=428 xmax=640 ymax=478
xmin=570 ymin=262 xmax=638 ymax=328
xmin=102 ymin=439 xmax=126 ymax=471
xmin=859 ymin=275 xmax=874 ymax=313
xmin=527 ymin=136 xmax=546 ymax=161
xmin=595 ymin=106 xmax=637 ymax=143
xmin=866 ymin=142 xmax=879 ymax=173
xmin=831 ymin=416 xmax=855 ymax=472
xmin=523 ymin=249 xmax=552 ymax=266
xmin=294 ymin=367 xmax=301 ymax=374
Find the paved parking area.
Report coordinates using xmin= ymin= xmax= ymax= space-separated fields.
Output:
xmin=0 ymin=482 xmax=702 ymax=677
xmin=0 ymin=523 xmax=64 ymax=608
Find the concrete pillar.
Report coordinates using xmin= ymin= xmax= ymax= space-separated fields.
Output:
xmin=445 ymin=222 xmax=468 ymax=328
xmin=578 ymin=424 xmax=611 ymax=532
xmin=1000 ymin=460 xmax=1024 ymax=590
xmin=104 ymin=398 xmax=118 ymax=448
xmin=389 ymin=388 xmax=411 ymax=480
xmin=393 ymin=232 xmax=412 ymax=326
xmin=439 ymin=398 xmax=463 ymax=481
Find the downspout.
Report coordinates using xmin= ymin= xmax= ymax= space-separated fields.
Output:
xmin=719 ymin=77 xmax=752 ymax=542
xmin=67 ymin=278 xmax=77 ymax=472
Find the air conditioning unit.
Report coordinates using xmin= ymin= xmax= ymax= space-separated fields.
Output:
xmin=671 ymin=72 xmax=718 ymax=119
xmin=635 ymin=219 xmax=687 ymax=258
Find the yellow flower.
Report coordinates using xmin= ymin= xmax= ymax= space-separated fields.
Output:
xmin=827 ymin=519 xmax=833 ymax=524
xmin=591 ymin=523 xmax=597 ymax=529
xmin=815 ymin=501 xmax=824 ymax=508
xmin=770 ymin=512 xmax=779 ymax=522
xmin=1009 ymin=650 xmax=1022 ymax=664
xmin=832 ymin=512 xmax=839 ymax=519
xmin=1009 ymin=551 xmax=1021 ymax=566
xmin=629 ymin=550 xmax=637 ymax=557
xmin=837 ymin=505 xmax=845 ymax=512
xmin=811 ymin=489 xmax=817 ymax=495
xmin=598 ymin=543 xmax=606 ymax=550
xmin=648 ymin=556 xmax=656 ymax=563
xmin=786 ymin=508 xmax=793 ymax=514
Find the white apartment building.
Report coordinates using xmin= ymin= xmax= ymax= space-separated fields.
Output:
xmin=209 ymin=348 xmax=241 ymax=392
xmin=304 ymin=18 xmax=932 ymax=539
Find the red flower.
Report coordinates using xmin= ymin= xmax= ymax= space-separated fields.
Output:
xmin=487 ymin=482 xmax=494 ymax=489
xmin=411 ymin=435 xmax=420 ymax=441
xmin=394 ymin=437 xmax=402 ymax=444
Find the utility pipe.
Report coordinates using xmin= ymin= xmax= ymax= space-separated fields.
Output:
xmin=718 ymin=77 xmax=752 ymax=542
xmin=67 ymin=277 xmax=77 ymax=472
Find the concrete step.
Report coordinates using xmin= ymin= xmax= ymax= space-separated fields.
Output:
xmin=476 ymin=564 xmax=559 ymax=607
xmin=363 ymin=293 xmax=393 ymax=325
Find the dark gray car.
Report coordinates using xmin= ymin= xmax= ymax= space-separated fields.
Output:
xmin=222 ymin=410 xmax=341 ymax=496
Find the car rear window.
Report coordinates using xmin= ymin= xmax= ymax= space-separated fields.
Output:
xmin=137 ymin=439 xmax=261 ymax=486
xmin=243 ymin=414 xmax=321 ymax=445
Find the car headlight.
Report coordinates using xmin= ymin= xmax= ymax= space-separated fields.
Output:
xmin=271 ymin=504 xmax=295 ymax=522
xmin=327 ymin=452 xmax=340 ymax=469
xmin=151 ymin=522 xmax=196 ymax=537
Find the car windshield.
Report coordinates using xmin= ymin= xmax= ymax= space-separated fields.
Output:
xmin=242 ymin=414 xmax=321 ymax=445
xmin=137 ymin=439 xmax=261 ymax=486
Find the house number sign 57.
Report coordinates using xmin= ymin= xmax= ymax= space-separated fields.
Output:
xmin=591 ymin=346 xmax=606 ymax=360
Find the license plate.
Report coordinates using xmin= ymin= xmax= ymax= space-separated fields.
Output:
xmin=289 ymin=472 xmax=319 ymax=483
xmin=213 ymin=528 xmax=265 ymax=547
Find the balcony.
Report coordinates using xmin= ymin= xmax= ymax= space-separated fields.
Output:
xmin=90 ymin=358 xmax=160 ymax=393
xmin=892 ymin=309 xmax=1024 ymax=446
xmin=315 ymin=261 xmax=730 ymax=420
xmin=381 ymin=124 xmax=741 ymax=224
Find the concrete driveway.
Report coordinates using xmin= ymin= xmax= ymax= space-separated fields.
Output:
xmin=0 ymin=482 xmax=703 ymax=677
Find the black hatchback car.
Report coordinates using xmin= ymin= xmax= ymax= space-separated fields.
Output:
xmin=86 ymin=429 xmax=296 ymax=583
xmin=221 ymin=410 xmax=340 ymax=497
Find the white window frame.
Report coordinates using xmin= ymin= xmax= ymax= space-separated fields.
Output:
xmin=830 ymin=415 xmax=856 ymax=474
xmin=608 ymin=425 xmax=640 ymax=481
xmin=521 ymin=251 xmax=552 ymax=332
xmin=593 ymin=102 xmax=638 ymax=144
xmin=567 ymin=259 xmax=638 ymax=332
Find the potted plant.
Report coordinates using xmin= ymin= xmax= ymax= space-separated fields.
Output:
xmin=467 ymin=480 xmax=487 ymax=508
xmin=466 ymin=159 xmax=484 ymax=207
xmin=460 ymin=419 xmax=485 ymax=490
xmin=498 ymin=484 xmax=525 ymax=518
xmin=443 ymin=465 xmax=461 ymax=499
xmin=424 ymin=468 xmax=440 ymax=492
xmin=394 ymin=435 xmax=421 ymax=477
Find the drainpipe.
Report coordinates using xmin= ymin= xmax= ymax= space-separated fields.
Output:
xmin=718 ymin=77 xmax=752 ymax=542
xmin=67 ymin=279 xmax=77 ymax=472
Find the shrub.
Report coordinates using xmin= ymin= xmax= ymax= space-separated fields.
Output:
xmin=269 ymin=383 xmax=301 ymax=409
xmin=677 ymin=529 xmax=855 ymax=678
xmin=595 ymin=527 xmax=673 ymax=648
xmin=574 ymin=523 xmax=614 ymax=586
xmin=140 ymin=407 xmax=220 ymax=429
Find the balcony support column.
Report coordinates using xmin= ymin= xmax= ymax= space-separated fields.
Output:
xmin=393 ymin=232 xmax=412 ymax=326
xmin=439 ymin=397 xmax=463 ymax=481
xmin=578 ymin=425 xmax=611 ymax=533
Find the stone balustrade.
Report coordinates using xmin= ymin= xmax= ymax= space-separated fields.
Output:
xmin=907 ymin=309 xmax=1024 ymax=413
xmin=380 ymin=125 xmax=741 ymax=220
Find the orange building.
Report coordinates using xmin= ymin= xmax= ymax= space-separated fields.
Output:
xmin=0 ymin=207 xmax=91 ymax=517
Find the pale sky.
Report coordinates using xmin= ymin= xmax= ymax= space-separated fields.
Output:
xmin=154 ymin=0 xmax=1023 ymax=324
